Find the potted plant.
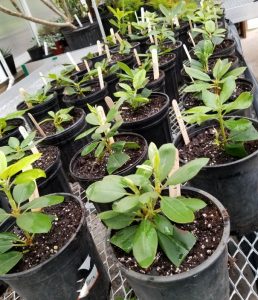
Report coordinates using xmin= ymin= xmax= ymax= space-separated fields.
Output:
xmin=86 ymin=142 xmax=230 ymax=300
xmin=16 ymin=85 xmax=59 ymax=127
xmin=114 ymin=68 xmax=172 ymax=146
xmin=33 ymin=107 xmax=88 ymax=175
xmin=0 ymin=132 xmax=71 ymax=196
xmin=70 ymin=104 xmax=148 ymax=212
xmin=174 ymin=76 xmax=258 ymax=234
xmin=27 ymin=39 xmax=44 ymax=61
xmin=0 ymin=111 xmax=26 ymax=146
xmin=0 ymin=152 xmax=110 ymax=300
xmin=0 ymin=48 xmax=16 ymax=75
xmin=181 ymin=58 xmax=253 ymax=117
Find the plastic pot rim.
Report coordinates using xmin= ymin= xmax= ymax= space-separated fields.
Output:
xmin=175 ymin=117 xmax=258 ymax=169
xmin=110 ymin=186 xmax=230 ymax=283
xmin=69 ymin=132 xmax=148 ymax=182
xmin=17 ymin=92 xmax=58 ymax=112
xmin=0 ymin=193 xmax=86 ymax=279
xmin=0 ymin=118 xmax=24 ymax=142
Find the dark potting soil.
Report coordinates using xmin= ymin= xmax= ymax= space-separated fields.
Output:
xmin=38 ymin=109 xmax=82 ymax=136
xmin=214 ymin=39 xmax=234 ymax=54
xmin=179 ymin=127 xmax=258 ymax=165
xmin=33 ymin=145 xmax=59 ymax=171
xmin=110 ymin=53 xmax=130 ymax=64
xmin=11 ymin=197 xmax=82 ymax=273
xmin=159 ymin=53 xmax=175 ymax=65
xmin=114 ymin=193 xmax=225 ymax=276
xmin=72 ymin=134 xmax=146 ymax=179
xmin=183 ymin=81 xmax=252 ymax=110
xmin=120 ymin=95 xmax=166 ymax=122
xmin=208 ymin=55 xmax=236 ymax=71
xmin=162 ymin=41 xmax=181 ymax=51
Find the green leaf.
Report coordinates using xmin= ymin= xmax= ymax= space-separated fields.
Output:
xmin=184 ymin=67 xmax=211 ymax=82
xmin=177 ymin=197 xmax=207 ymax=212
xmin=0 ymin=233 xmax=20 ymax=254
xmin=112 ymin=195 xmax=140 ymax=213
xmin=167 ymin=158 xmax=209 ymax=186
xmin=111 ymin=141 xmax=126 ymax=152
xmin=202 ymin=90 xmax=219 ymax=110
xmin=86 ymin=113 xmax=99 ymax=126
xmin=133 ymin=220 xmax=158 ymax=268
xmin=75 ymin=126 xmax=97 ymax=140
xmin=95 ymin=141 xmax=105 ymax=158
xmin=223 ymin=92 xmax=253 ymax=113
xmin=13 ymin=181 xmax=36 ymax=204
xmin=0 ymin=151 xmax=7 ymax=173
xmin=8 ymin=137 xmax=19 ymax=149
xmin=16 ymin=212 xmax=53 ymax=233
xmin=14 ymin=169 xmax=46 ymax=184
xmin=220 ymin=77 xmax=236 ymax=104
xmin=158 ymin=227 xmax=196 ymax=267
xmin=139 ymin=191 xmax=159 ymax=205
xmin=86 ymin=177 xmax=127 ymax=203
xmin=158 ymin=143 xmax=176 ymax=181
xmin=161 ymin=196 xmax=195 ymax=223
xmin=212 ymin=59 xmax=231 ymax=80
xmin=224 ymin=67 xmax=246 ymax=79
xmin=99 ymin=210 xmax=134 ymax=229
xmin=107 ymin=152 xmax=130 ymax=174
xmin=21 ymin=195 xmax=64 ymax=211
xmin=148 ymin=142 xmax=160 ymax=175
xmin=20 ymin=131 xmax=36 ymax=148
xmin=110 ymin=225 xmax=137 ymax=253
xmin=183 ymin=82 xmax=211 ymax=93
xmin=224 ymin=118 xmax=251 ymax=131
xmin=205 ymin=20 xmax=215 ymax=33
xmin=153 ymin=215 xmax=174 ymax=236
xmin=136 ymin=161 xmax=153 ymax=178
xmin=0 ymin=209 xmax=9 ymax=223
xmin=230 ymin=124 xmax=258 ymax=142
xmin=81 ymin=142 xmax=99 ymax=156
xmin=1 ymin=154 xmax=41 ymax=180
xmin=133 ymin=69 xmax=147 ymax=90
xmin=225 ymin=143 xmax=247 ymax=158
xmin=0 ymin=251 xmax=23 ymax=275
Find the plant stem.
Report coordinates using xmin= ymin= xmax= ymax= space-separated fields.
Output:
xmin=218 ymin=110 xmax=227 ymax=146
xmin=4 ymin=189 xmax=17 ymax=211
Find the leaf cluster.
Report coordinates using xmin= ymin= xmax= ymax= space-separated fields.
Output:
xmin=0 ymin=111 xmax=25 ymax=138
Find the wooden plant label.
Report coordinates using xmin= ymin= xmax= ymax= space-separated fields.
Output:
xmin=133 ymin=49 xmax=141 ymax=66
xmin=128 ymin=22 xmax=132 ymax=35
xmin=135 ymin=11 xmax=139 ymax=24
xmin=66 ymin=52 xmax=80 ymax=71
xmin=97 ymin=66 xmax=104 ymax=90
xmin=188 ymin=32 xmax=196 ymax=47
xmin=151 ymin=48 xmax=159 ymax=80
xmin=88 ymin=12 xmax=93 ymax=24
xmin=28 ymin=113 xmax=46 ymax=137
xmin=43 ymin=41 xmax=48 ymax=56
xmin=115 ymin=32 xmax=123 ymax=44
xmin=97 ymin=40 xmax=103 ymax=56
xmin=183 ymin=44 xmax=192 ymax=62
xmin=104 ymin=44 xmax=112 ymax=62
xmin=141 ymin=7 xmax=145 ymax=22
xmin=74 ymin=14 xmax=83 ymax=27
xmin=104 ymin=96 xmax=123 ymax=122
xmin=169 ymin=148 xmax=181 ymax=197
xmin=110 ymin=28 xmax=116 ymax=44
xmin=97 ymin=106 xmax=114 ymax=144
xmin=172 ymin=99 xmax=190 ymax=145
xmin=39 ymin=72 xmax=47 ymax=85
xmin=189 ymin=19 xmax=193 ymax=30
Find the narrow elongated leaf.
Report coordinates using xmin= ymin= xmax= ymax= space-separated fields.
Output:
xmin=21 ymin=195 xmax=64 ymax=211
xmin=177 ymin=197 xmax=207 ymax=212
xmin=223 ymin=92 xmax=253 ymax=113
xmin=184 ymin=67 xmax=211 ymax=82
xmin=13 ymin=181 xmax=36 ymax=204
xmin=0 ymin=251 xmax=23 ymax=275
xmin=167 ymin=158 xmax=209 ymax=185
xmin=220 ymin=77 xmax=236 ymax=103
xmin=133 ymin=220 xmax=158 ymax=268
xmin=133 ymin=69 xmax=147 ymax=90
xmin=86 ymin=178 xmax=127 ymax=203
xmin=183 ymin=82 xmax=212 ymax=93
xmin=158 ymin=144 xmax=176 ymax=181
xmin=99 ymin=211 xmax=134 ymax=229
xmin=161 ymin=196 xmax=195 ymax=223
xmin=16 ymin=212 xmax=53 ymax=233
xmin=112 ymin=195 xmax=140 ymax=213
xmin=107 ymin=152 xmax=129 ymax=174
xmin=110 ymin=225 xmax=137 ymax=253
xmin=81 ymin=141 xmax=99 ymax=156
xmin=153 ymin=215 xmax=174 ymax=236
xmin=75 ymin=126 xmax=97 ymax=140
xmin=230 ymin=124 xmax=258 ymax=142
xmin=14 ymin=169 xmax=46 ymax=184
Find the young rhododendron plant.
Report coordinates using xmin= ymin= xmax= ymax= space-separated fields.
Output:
xmin=0 ymin=152 xmax=64 ymax=274
xmin=86 ymin=142 xmax=209 ymax=268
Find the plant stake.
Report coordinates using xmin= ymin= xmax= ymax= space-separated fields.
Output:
xmin=43 ymin=41 xmax=48 ymax=56
xmin=28 ymin=113 xmax=47 ymax=137
xmin=97 ymin=106 xmax=114 ymax=144
xmin=169 ymin=148 xmax=181 ymax=197
xmin=104 ymin=96 xmax=123 ymax=121
xmin=97 ymin=40 xmax=103 ymax=55
xmin=151 ymin=48 xmax=159 ymax=80
xmin=172 ymin=99 xmax=190 ymax=145
xmin=183 ymin=44 xmax=192 ymax=62
xmin=133 ymin=48 xmax=141 ymax=66
xmin=88 ymin=12 xmax=93 ymax=24
xmin=66 ymin=52 xmax=80 ymax=71
xmin=110 ymin=28 xmax=116 ymax=44
xmin=74 ymin=14 xmax=83 ymax=27
xmin=104 ymin=44 xmax=112 ymax=62
xmin=97 ymin=66 xmax=104 ymax=89
xmin=188 ymin=32 xmax=196 ymax=47
xmin=128 ymin=22 xmax=132 ymax=35
xmin=39 ymin=72 xmax=47 ymax=85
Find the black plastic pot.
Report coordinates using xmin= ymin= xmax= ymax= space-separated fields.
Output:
xmin=39 ymin=108 xmax=88 ymax=176
xmin=1 ymin=54 xmax=16 ymax=75
xmin=212 ymin=38 xmax=236 ymax=57
xmin=175 ymin=22 xmax=191 ymax=57
xmin=0 ymin=118 xmax=25 ymax=146
xmin=159 ymin=53 xmax=179 ymax=101
xmin=119 ymin=92 xmax=172 ymax=147
xmin=110 ymin=186 xmax=230 ymax=300
xmin=146 ymin=70 xmax=166 ymax=93
xmin=174 ymin=117 xmax=258 ymax=234
xmin=16 ymin=93 xmax=59 ymax=128
xmin=62 ymin=22 xmax=102 ymax=51
xmin=27 ymin=45 xmax=44 ymax=61
xmin=110 ymin=53 xmax=135 ymax=68
xmin=70 ymin=132 xmax=148 ymax=212
xmin=37 ymin=147 xmax=72 ymax=195
xmin=128 ymin=35 xmax=149 ymax=53
xmin=62 ymin=81 xmax=108 ymax=113
xmin=48 ymin=85 xmax=65 ymax=108
xmin=0 ymin=193 xmax=110 ymax=300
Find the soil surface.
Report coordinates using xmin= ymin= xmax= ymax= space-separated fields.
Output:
xmin=214 ymin=39 xmax=234 ymax=54
xmin=38 ymin=108 xmax=82 ymax=136
xmin=33 ymin=145 xmax=59 ymax=171
xmin=11 ymin=197 xmax=82 ymax=273
xmin=72 ymin=134 xmax=146 ymax=179
xmin=159 ymin=53 xmax=176 ymax=65
xmin=120 ymin=94 xmax=167 ymax=122
xmin=114 ymin=192 xmax=225 ymax=276
xmin=110 ymin=53 xmax=131 ymax=64
xmin=178 ymin=126 xmax=258 ymax=165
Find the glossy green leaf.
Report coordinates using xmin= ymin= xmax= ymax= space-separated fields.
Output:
xmin=75 ymin=126 xmax=97 ymax=140
xmin=160 ymin=196 xmax=195 ymax=223
xmin=223 ymin=92 xmax=253 ymax=113
xmin=14 ymin=169 xmax=46 ymax=184
xmin=220 ymin=77 xmax=236 ymax=103
xmin=0 ymin=251 xmax=23 ymax=275
xmin=81 ymin=141 xmax=99 ymax=156
xmin=154 ymin=215 xmax=174 ymax=236
xmin=177 ymin=197 xmax=207 ymax=212
xmin=133 ymin=220 xmax=158 ymax=268
xmin=21 ymin=195 xmax=64 ymax=211
xmin=112 ymin=195 xmax=140 ymax=213
xmin=99 ymin=210 xmax=134 ymax=229
xmin=0 ymin=151 xmax=7 ymax=173
xmin=13 ymin=181 xmax=36 ymax=204
xmin=158 ymin=143 xmax=176 ymax=181
xmin=184 ymin=66 xmax=211 ymax=82
xmin=16 ymin=212 xmax=53 ymax=233
xmin=8 ymin=137 xmax=19 ymax=149
xmin=110 ymin=225 xmax=137 ymax=253
xmin=107 ymin=152 xmax=129 ymax=174
xmin=0 ymin=209 xmax=9 ymax=223
xmin=167 ymin=158 xmax=209 ymax=185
